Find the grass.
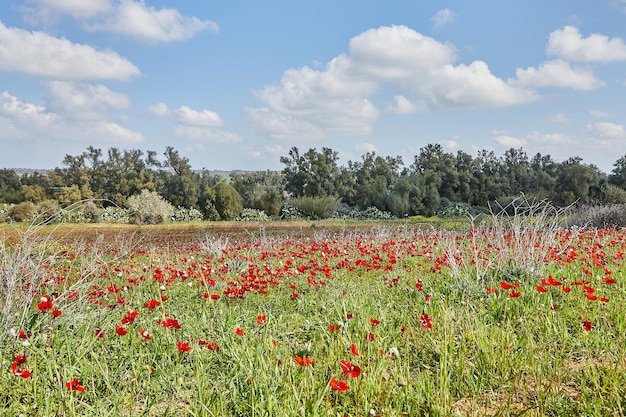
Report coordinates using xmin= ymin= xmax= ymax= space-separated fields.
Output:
xmin=1 ymin=220 xmax=625 ymax=416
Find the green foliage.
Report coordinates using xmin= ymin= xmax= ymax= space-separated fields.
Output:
xmin=288 ymin=196 xmax=340 ymax=219
xmin=100 ymin=206 xmax=130 ymax=223
xmin=236 ymin=208 xmax=271 ymax=222
xmin=171 ymin=206 xmax=204 ymax=222
xmin=279 ymin=203 xmax=302 ymax=220
xmin=8 ymin=201 xmax=36 ymax=222
xmin=126 ymin=190 xmax=174 ymax=224
xmin=214 ymin=182 xmax=243 ymax=220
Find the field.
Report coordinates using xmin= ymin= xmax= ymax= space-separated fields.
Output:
xmin=1 ymin=220 xmax=625 ymax=416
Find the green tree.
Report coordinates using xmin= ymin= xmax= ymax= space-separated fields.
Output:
xmin=280 ymin=147 xmax=340 ymax=198
xmin=608 ymin=154 xmax=626 ymax=190
xmin=214 ymin=181 xmax=243 ymax=220
xmin=0 ymin=169 xmax=23 ymax=203
xmin=159 ymin=147 xmax=199 ymax=208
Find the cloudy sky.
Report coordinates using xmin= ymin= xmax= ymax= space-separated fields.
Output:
xmin=1 ymin=1 xmax=626 ymax=173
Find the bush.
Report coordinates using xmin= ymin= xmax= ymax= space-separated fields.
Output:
xmin=236 ymin=208 xmax=270 ymax=222
xmin=288 ymin=196 xmax=340 ymax=220
xmin=0 ymin=204 xmax=9 ymax=223
xmin=279 ymin=203 xmax=302 ymax=220
xmin=101 ymin=207 xmax=130 ymax=223
xmin=171 ymin=206 xmax=204 ymax=222
xmin=8 ymin=202 xmax=36 ymax=222
xmin=563 ymin=204 xmax=626 ymax=228
xmin=126 ymin=190 xmax=175 ymax=225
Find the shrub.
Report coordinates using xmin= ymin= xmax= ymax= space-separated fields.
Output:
xmin=563 ymin=204 xmax=626 ymax=228
xmin=288 ymin=196 xmax=340 ymax=220
xmin=279 ymin=203 xmax=302 ymax=220
xmin=126 ymin=190 xmax=174 ymax=225
xmin=237 ymin=208 xmax=270 ymax=222
xmin=0 ymin=204 xmax=9 ymax=223
xmin=171 ymin=206 xmax=204 ymax=222
xmin=214 ymin=182 xmax=243 ymax=220
xmin=101 ymin=207 xmax=130 ymax=223
xmin=8 ymin=202 xmax=36 ymax=222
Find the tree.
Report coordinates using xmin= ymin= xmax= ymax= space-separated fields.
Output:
xmin=280 ymin=147 xmax=340 ymax=198
xmin=159 ymin=147 xmax=199 ymax=208
xmin=554 ymin=157 xmax=604 ymax=205
xmin=346 ymin=152 xmax=403 ymax=210
xmin=0 ymin=169 xmax=23 ymax=203
xmin=213 ymin=181 xmax=243 ymax=220
xmin=609 ymin=154 xmax=626 ymax=190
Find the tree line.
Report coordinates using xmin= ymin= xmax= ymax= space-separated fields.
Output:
xmin=1 ymin=144 xmax=626 ymax=222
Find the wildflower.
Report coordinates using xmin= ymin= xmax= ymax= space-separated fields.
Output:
xmin=582 ymin=320 xmax=592 ymax=332
xmin=139 ymin=328 xmax=152 ymax=340
xmin=536 ymin=285 xmax=547 ymax=293
xmin=499 ymin=282 xmax=512 ymax=290
xmin=37 ymin=295 xmax=53 ymax=311
xmin=210 ymin=294 xmax=220 ymax=300
xmin=95 ymin=328 xmax=105 ymax=338
xmin=366 ymin=332 xmax=375 ymax=342
xmin=11 ymin=362 xmax=31 ymax=378
xmin=14 ymin=355 xmax=27 ymax=365
xmin=370 ymin=318 xmax=380 ymax=326
xmin=350 ymin=343 xmax=360 ymax=356
xmin=121 ymin=311 xmax=138 ymax=325
xmin=115 ymin=325 xmax=128 ymax=336
xmin=177 ymin=341 xmax=191 ymax=352
xmin=420 ymin=313 xmax=432 ymax=329
xmin=236 ymin=328 xmax=245 ymax=336
xmin=145 ymin=299 xmax=160 ymax=309
xmin=329 ymin=378 xmax=349 ymax=391
xmin=486 ymin=287 xmax=498 ymax=294
xmin=508 ymin=289 xmax=522 ymax=298
xmin=294 ymin=356 xmax=314 ymax=366
xmin=66 ymin=379 xmax=85 ymax=392
xmin=257 ymin=315 xmax=267 ymax=325
xmin=199 ymin=340 xmax=219 ymax=351
xmin=340 ymin=360 xmax=361 ymax=378
xmin=329 ymin=323 xmax=340 ymax=332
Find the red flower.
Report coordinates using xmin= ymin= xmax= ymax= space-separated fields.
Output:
xmin=11 ymin=362 xmax=31 ymax=378
xmin=145 ymin=299 xmax=160 ymax=309
xmin=499 ymin=282 xmax=512 ymax=290
xmin=236 ymin=328 xmax=245 ymax=336
xmin=294 ymin=356 xmax=314 ymax=366
xmin=366 ymin=332 xmax=375 ymax=342
xmin=340 ymin=360 xmax=361 ymax=378
xmin=508 ymin=289 xmax=522 ymax=298
xmin=210 ymin=294 xmax=220 ymax=300
xmin=51 ymin=309 xmax=62 ymax=317
xmin=37 ymin=295 xmax=53 ymax=311
xmin=177 ymin=341 xmax=191 ymax=352
xmin=535 ymin=285 xmax=547 ymax=293
xmin=14 ymin=355 xmax=27 ymax=365
xmin=66 ymin=379 xmax=85 ymax=392
xmin=486 ymin=287 xmax=498 ymax=294
xmin=199 ymin=340 xmax=219 ymax=351
xmin=420 ymin=313 xmax=432 ymax=329
xmin=345 ymin=312 xmax=353 ymax=319
xmin=158 ymin=318 xmax=181 ymax=329
xmin=329 ymin=323 xmax=340 ymax=332
xmin=121 ymin=311 xmax=138 ymax=325
xmin=257 ymin=315 xmax=267 ymax=325
xmin=95 ymin=328 xmax=105 ymax=338
xmin=370 ymin=318 xmax=380 ymax=326
xmin=115 ymin=325 xmax=128 ymax=336
xmin=139 ymin=328 xmax=152 ymax=340
xmin=350 ymin=343 xmax=360 ymax=356
xmin=582 ymin=320 xmax=592 ymax=332
xmin=329 ymin=378 xmax=349 ymax=391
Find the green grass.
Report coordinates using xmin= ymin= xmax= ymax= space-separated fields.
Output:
xmin=1 ymin=223 xmax=625 ymax=416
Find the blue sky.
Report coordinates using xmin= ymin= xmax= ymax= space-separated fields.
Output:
xmin=1 ymin=1 xmax=626 ymax=174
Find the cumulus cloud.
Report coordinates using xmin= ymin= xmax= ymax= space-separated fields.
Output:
xmin=0 ymin=90 xmax=143 ymax=146
xmin=86 ymin=0 xmax=218 ymax=43
xmin=386 ymin=95 xmax=419 ymax=114
xmin=431 ymin=9 xmax=457 ymax=29
xmin=251 ymin=25 xmax=538 ymax=142
xmin=587 ymin=122 xmax=626 ymax=139
xmin=23 ymin=0 xmax=217 ymax=43
xmin=0 ymin=21 xmax=140 ymax=81
xmin=495 ymin=134 xmax=526 ymax=148
xmin=547 ymin=26 xmax=626 ymax=62
xmin=44 ymin=81 xmax=130 ymax=120
xmin=514 ymin=59 xmax=605 ymax=90
xmin=589 ymin=109 xmax=611 ymax=118
xmin=150 ymin=102 xmax=239 ymax=143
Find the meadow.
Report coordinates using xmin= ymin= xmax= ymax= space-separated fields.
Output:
xmin=1 ymin=217 xmax=625 ymax=416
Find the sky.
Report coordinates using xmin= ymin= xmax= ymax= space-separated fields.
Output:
xmin=1 ymin=1 xmax=626 ymax=174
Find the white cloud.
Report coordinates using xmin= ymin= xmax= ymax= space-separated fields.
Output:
xmin=549 ymin=113 xmax=572 ymax=123
xmin=173 ymin=125 xmax=242 ymax=143
xmin=175 ymin=105 xmax=222 ymax=127
xmin=527 ymin=131 xmax=574 ymax=146
xmin=251 ymin=25 xmax=538 ymax=142
xmin=354 ymin=143 xmax=377 ymax=153
xmin=0 ymin=21 xmax=140 ymax=81
xmin=587 ymin=122 xmax=626 ymax=139
xmin=86 ymin=0 xmax=218 ymax=43
xmin=589 ymin=109 xmax=611 ymax=118
xmin=24 ymin=0 xmax=113 ymax=21
xmin=431 ymin=9 xmax=457 ymax=29
xmin=440 ymin=139 xmax=459 ymax=152
xmin=547 ymin=26 xmax=626 ymax=62
xmin=148 ymin=102 xmax=170 ymax=117
xmin=495 ymin=134 xmax=526 ymax=148
xmin=514 ymin=59 xmax=605 ymax=90
xmin=44 ymin=81 xmax=130 ymax=120
xmin=0 ymin=90 xmax=57 ymax=129
xmin=386 ymin=95 xmax=418 ymax=114
xmin=92 ymin=121 xmax=144 ymax=143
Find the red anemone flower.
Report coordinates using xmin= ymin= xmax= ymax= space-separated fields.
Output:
xmin=139 ymin=328 xmax=152 ymax=340
xmin=340 ymin=360 xmax=361 ymax=378
xmin=329 ymin=323 xmax=340 ymax=332
xmin=115 ymin=325 xmax=128 ymax=336
xmin=535 ymin=285 xmax=547 ymax=293
xmin=257 ymin=315 xmax=267 ymax=325
xmin=499 ymin=282 xmax=512 ymax=290
xmin=329 ymin=378 xmax=349 ymax=391
xmin=582 ymin=320 xmax=592 ymax=332
xmin=350 ymin=343 xmax=360 ymax=357
xmin=294 ymin=356 xmax=314 ymax=366
xmin=236 ymin=328 xmax=245 ymax=336
xmin=11 ymin=362 xmax=31 ymax=378
xmin=145 ymin=299 xmax=160 ymax=309
xmin=420 ymin=313 xmax=432 ymax=329
xmin=37 ymin=295 xmax=53 ymax=311
xmin=370 ymin=318 xmax=380 ymax=326
xmin=66 ymin=379 xmax=85 ymax=392
xmin=177 ymin=341 xmax=191 ymax=352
